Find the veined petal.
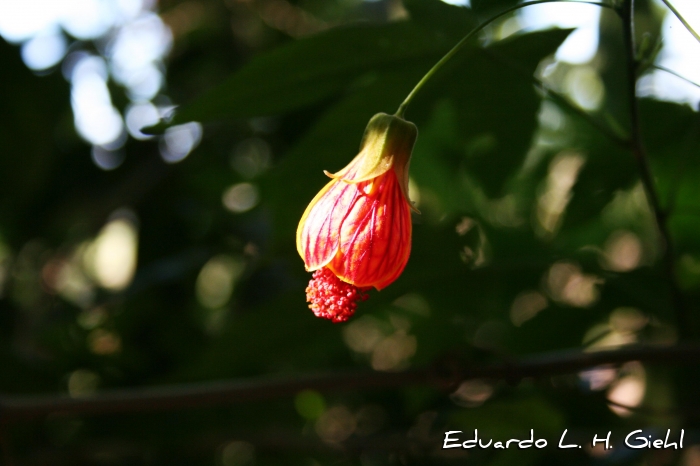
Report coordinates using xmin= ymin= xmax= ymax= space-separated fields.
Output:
xmin=296 ymin=175 xmax=360 ymax=271
xmin=329 ymin=169 xmax=412 ymax=290
xmin=298 ymin=112 xmax=418 ymax=321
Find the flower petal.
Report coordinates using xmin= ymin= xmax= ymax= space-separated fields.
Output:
xmin=329 ymin=169 xmax=412 ymax=289
xmin=296 ymin=175 xmax=360 ymax=271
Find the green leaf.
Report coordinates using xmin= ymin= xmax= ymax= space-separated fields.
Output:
xmin=558 ymin=118 xmax=637 ymax=231
xmin=263 ymin=65 xmax=430 ymax=246
xmin=642 ymin=99 xmax=700 ymax=210
xmin=642 ymin=98 xmax=700 ymax=256
xmin=161 ymin=22 xmax=459 ymax=127
xmin=403 ymin=0 xmax=477 ymax=34
xmin=411 ymin=29 xmax=575 ymax=197
xmin=265 ymin=28 xmax=574 ymax=247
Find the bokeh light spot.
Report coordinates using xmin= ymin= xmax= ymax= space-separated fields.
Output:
xmin=231 ymin=138 xmax=271 ymax=179
xmin=510 ymin=290 xmax=548 ymax=326
xmin=60 ymin=0 xmax=114 ymax=40
xmin=222 ymin=183 xmax=259 ymax=214
xmin=564 ymin=66 xmax=605 ymax=110
xmin=88 ymin=213 xmax=139 ymax=291
xmin=67 ymin=369 xmax=100 ymax=398
xmin=221 ymin=440 xmax=255 ymax=466
xmin=195 ymin=255 xmax=244 ymax=309
xmin=370 ymin=330 xmax=416 ymax=372
xmin=160 ymin=122 xmax=202 ymax=163
xmin=519 ymin=2 xmax=601 ymax=64
xmin=450 ymin=379 xmax=494 ymax=407
xmin=604 ymin=230 xmax=642 ymax=272
xmin=88 ymin=328 xmax=122 ymax=355
xmin=294 ymin=389 xmax=326 ymax=420
xmin=0 ymin=0 xmax=61 ymax=43
xmin=342 ymin=316 xmax=384 ymax=354
xmin=125 ymin=102 xmax=160 ymax=139
xmin=91 ymin=146 xmax=126 ymax=170
xmin=20 ymin=28 xmax=67 ymax=70
xmin=537 ymin=151 xmax=586 ymax=236
xmin=607 ymin=362 xmax=646 ymax=417
xmin=546 ymin=261 xmax=601 ymax=308
xmin=315 ymin=406 xmax=356 ymax=443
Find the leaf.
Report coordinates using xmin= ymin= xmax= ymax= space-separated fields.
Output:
xmin=412 ymin=29 xmax=575 ymax=197
xmin=403 ymin=0 xmax=477 ymax=34
xmin=558 ymin=118 xmax=637 ymax=231
xmin=265 ymin=28 xmax=574 ymax=248
xmin=642 ymin=99 xmax=700 ymax=208
xmin=642 ymin=99 xmax=700 ymax=256
xmin=159 ymin=22 xmax=460 ymax=128
xmin=263 ymin=65 xmax=431 ymax=246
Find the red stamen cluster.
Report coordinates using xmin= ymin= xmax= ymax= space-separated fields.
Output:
xmin=306 ymin=267 xmax=369 ymax=323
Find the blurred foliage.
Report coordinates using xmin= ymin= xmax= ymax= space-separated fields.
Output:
xmin=1 ymin=0 xmax=699 ymax=464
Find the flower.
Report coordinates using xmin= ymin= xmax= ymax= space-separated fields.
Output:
xmin=297 ymin=113 xmax=418 ymax=322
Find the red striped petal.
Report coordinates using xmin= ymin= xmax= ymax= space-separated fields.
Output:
xmin=296 ymin=166 xmax=360 ymax=271
xmin=329 ymin=169 xmax=411 ymax=289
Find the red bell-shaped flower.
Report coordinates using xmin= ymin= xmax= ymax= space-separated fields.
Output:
xmin=297 ymin=113 xmax=418 ymax=322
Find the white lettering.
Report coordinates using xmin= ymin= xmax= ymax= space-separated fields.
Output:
xmin=519 ymin=429 xmax=534 ymax=449
xmin=663 ymin=429 xmax=677 ymax=449
xmin=443 ymin=431 xmax=462 ymax=449
xmin=462 ymin=430 xmax=478 ymax=449
xmin=559 ymin=429 xmax=579 ymax=449
xmin=479 ymin=438 xmax=492 ymax=448
xmin=592 ymin=431 xmax=611 ymax=450
xmin=625 ymin=430 xmax=647 ymax=449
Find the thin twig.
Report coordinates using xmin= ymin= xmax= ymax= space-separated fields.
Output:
xmin=395 ymin=0 xmax=615 ymax=117
xmin=659 ymin=0 xmax=700 ymax=45
xmin=2 ymin=344 xmax=700 ymax=423
xmin=533 ymin=77 xmax=630 ymax=147
xmin=481 ymin=46 xmax=630 ymax=146
xmin=651 ymin=64 xmax=700 ymax=89
xmin=0 ymin=370 xmax=430 ymax=423
xmin=620 ymin=0 xmax=691 ymax=339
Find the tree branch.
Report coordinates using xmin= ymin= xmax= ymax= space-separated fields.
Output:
xmin=483 ymin=46 xmax=630 ymax=147
xmin=620 ymin=0 xmax=691 ymax=339
xmin=651 ymin=64 xmax=700 ymax=89
xmin=3 ymin=344 xmax=700 ymax=423
xmin=532 ymin=78 xmax=630 ymax=147
xmin=658 ymin=0 xmax=700 ymax=45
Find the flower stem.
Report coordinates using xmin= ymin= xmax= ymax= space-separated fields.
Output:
xmin=395 ymin=0 xmax=614 ymax=118
xmin=659 ymin=0 xmax=700 ymax=45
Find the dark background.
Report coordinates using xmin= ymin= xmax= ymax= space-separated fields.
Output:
xmin=1 ymin=0 xmax=699 ymax=464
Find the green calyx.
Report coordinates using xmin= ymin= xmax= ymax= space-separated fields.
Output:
xmin=328 ymin=113 xmax=418 ymax=209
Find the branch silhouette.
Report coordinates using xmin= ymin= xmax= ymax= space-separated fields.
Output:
xmin=2 ymin=344 xmax=700 ymax=423
xmin=620 ymin=0 xmax=691 ymax=339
